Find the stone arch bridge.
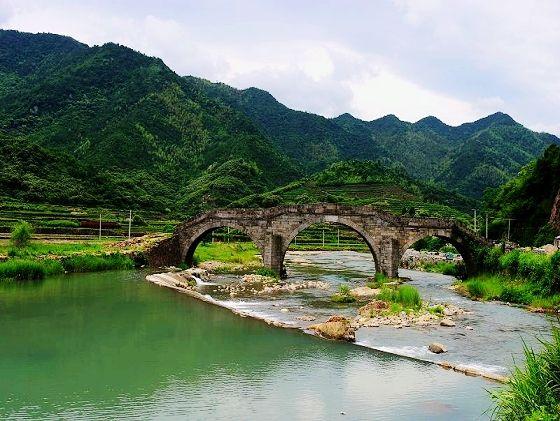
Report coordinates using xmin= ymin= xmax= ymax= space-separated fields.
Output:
xmin=146 ymin=204 xmax=487 ymax=277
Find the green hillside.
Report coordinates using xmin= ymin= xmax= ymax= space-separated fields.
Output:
xmin=195 ymin=79 xmax=559 ymax=198
xmin=0 ymin=30 xmax=299 ymax=214
xmin=234 ymin=160 xmax=475 ymax=221
xmin=484 ymin=144 xmax=560 ymax=245
xmin=2 ymin=29 xmax=558 ymax=223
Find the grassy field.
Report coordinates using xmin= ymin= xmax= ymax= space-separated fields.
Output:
xmin=0 ymin=199 xmax=179 ymax=239
xmin=0 ymin=239 xmax=114 ymax=258
xmin=193 ymin=242 xmax=262 ymax=266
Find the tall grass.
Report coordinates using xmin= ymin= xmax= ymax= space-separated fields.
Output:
xmin=420 ymin=261 xmax=463 ymax=277
xmin=0 ymin=259 xmax=64 ymax=281
xmin=3 ymin=241 xmax=106 ymax=258
xmin=61 ymin=254 xmax=134 ymax=273
xmin=466 ymin=248 xmax=560 ymax=308
xmin=331 ymin=284 xmax=356 ymax=303
xmin=377 ymin=285 xmax=422 ymax=309
xmin=491 ymin=326 xmax=560 ymax=420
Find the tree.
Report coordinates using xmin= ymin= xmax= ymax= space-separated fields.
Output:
xmin=11 ymin=221 xmax=33 ymax=248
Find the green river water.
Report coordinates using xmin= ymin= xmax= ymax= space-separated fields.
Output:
xmin=0 ymin=270 xmax=496 ymax=420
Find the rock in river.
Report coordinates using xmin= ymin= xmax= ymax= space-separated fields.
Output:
xmin=350 ymin=286 xmax=379 ymax=300
xmin=428 ymin=343 xmax=447 ymax=354
xmin=440 ymin=318 xmax=456 ymax=327
xmin=309 ymin=315 xmax=355 ymax=342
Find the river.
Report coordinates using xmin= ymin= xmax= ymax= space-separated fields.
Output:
xmin=0 ymin=251 xmax=551 ymax=420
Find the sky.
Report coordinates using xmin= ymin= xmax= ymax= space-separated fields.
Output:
xmin=1 ymin=0 xmax=559 ymax=135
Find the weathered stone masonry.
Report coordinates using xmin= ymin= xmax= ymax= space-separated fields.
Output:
xmin=146 ymin=204 xmax=486 ymax=277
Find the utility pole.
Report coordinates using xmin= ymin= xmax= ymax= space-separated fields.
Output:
xmin=473 ymin=209 xmax=477 ymax=232
xmin=506 ymin=218 xmax=514 ymax=242
xmin=99 ymin=213 xmax=102 ymax=240
xmin=128 ymin=210 xmax=132 ymax=240
xmin=227 ymin=226 xmax=230 ymax=243
xmin=485 ymin=213 xmax=489 ymax=239
xmin=337 ymin=228 xmax=340 ymax=247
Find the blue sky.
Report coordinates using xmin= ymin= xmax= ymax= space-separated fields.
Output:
xmin=2 ymin=0 xmax=559 ymax=135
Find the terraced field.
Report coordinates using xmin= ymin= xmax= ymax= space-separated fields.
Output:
xmin=274 ymin=182 xmax=470 ymax=222
xmin=0 ymin=199 xmax=179 ymax=240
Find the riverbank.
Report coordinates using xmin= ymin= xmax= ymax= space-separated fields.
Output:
xmin=147 ymin=253 xmax=518 ymax=384
xmin=0 ymin=235 xmax=164 ymax=282
xmin=454 ymin=246 xmax=560 ymax=312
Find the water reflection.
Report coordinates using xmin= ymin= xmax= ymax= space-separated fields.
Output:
xmin=0 ymin=270 xmax=494 ymax=419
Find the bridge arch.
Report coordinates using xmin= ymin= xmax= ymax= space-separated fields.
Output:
xmin=277 ymin=214 xmax=381 ymax=274
xmin=398 ymin=230 xmax=477 ymax=277
xmin=181 ymin=222 xmax=265 ymax=267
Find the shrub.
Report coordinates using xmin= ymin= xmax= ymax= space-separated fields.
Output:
xmin=549 ymin=251 xmax=560 ymax=294
xmin=428 ymin=305 xmax=444 ymax=315
xmin=499 ymin=249 xmax=521 ymax=276
xmin=484 ymin=246 xmax=503 ymax=271
xmin=132 ymin=214 xmax=146 ymax=226
xmin=517 ymin=252 xmax=550 ymax=284
xmin=331 ymin=284 xmax=356 ymax=303
xmin=397 ymin=285 xmax=422 ymax=308
xmin=254 ymin=267 xmax=279 ymax=279
xmin=498 ymin=285 xmax=532 ymax=305
xmin=491 ymin=326 xmax=560 ymax=420
xmin=10 ymin=221 xmax=33 ymax=248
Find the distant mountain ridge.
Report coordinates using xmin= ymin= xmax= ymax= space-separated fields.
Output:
xmin=192 ymin=79 xmax=559 ymax=198
xmin=1 ymin=29 xmax=559 ymax=217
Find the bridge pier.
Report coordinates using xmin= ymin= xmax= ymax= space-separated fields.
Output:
xmin=377 ymin=237 xmax=401 ymax=278
xmin=262 ymin=234 xmax=286 ymax=277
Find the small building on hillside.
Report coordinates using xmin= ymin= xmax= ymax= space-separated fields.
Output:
xmin=555 ymin=236 xmax=560 ymax=250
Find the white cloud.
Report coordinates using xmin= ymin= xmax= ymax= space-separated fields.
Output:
xmin=1 ymin=0 xmax=559 ymax=134
xmin=346 ymin=68 xmax=487 ymax=124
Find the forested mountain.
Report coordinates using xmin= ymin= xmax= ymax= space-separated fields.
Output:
xmin=1 ymin=29 xmax=559 ymax=219
xmin=484 ymin=144 xmax=560 ymax=245
xmin=194 ymin=79 xmax=560 ymax=198
xmin=0 ymin=30 xmax=299 ymax=212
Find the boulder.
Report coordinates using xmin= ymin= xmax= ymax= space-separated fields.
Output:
xmin=185 ymin=267 xmax=209 ymax=278
xmin=350 ymin=286 xmax=379 ymax=300
xmin=309 ymin=315 xmax=355 ymax=342
xmin=296 ymin=315 xmax=316 ymax=321
xmin=358 ymin=300 xmax=389 ymax=317
xmin=242 ymin=274 xmax=277 ymax=284
xmin=440 ymin=318 xmax=456 ymax=327
xmin=428 ymin=342 xmax=447 ymax=354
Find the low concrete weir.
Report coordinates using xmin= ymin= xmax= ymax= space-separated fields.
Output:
xmin=146 ymin=204 xmax=487 ymax=277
